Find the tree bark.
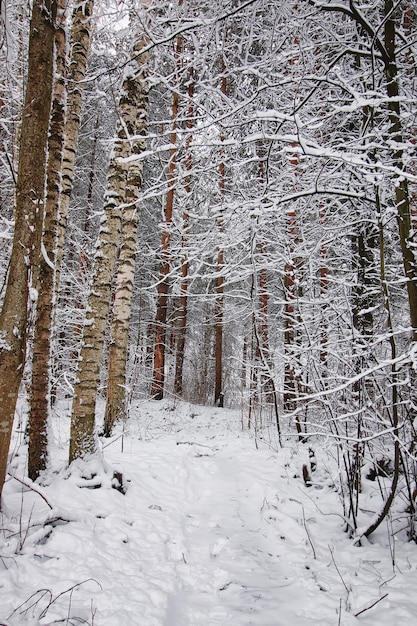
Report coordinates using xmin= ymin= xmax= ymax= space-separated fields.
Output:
xmin=283 ymin=146 xmax=302 ymax=436
xmin=384 ymin=0 xmax=417 ymax=342
xmin=69 ymin=15 xmax=150 ymax=461
xmin=214 ymin=62 xmax=227 ymax=407
xmin=151 ymin=28 xmax=183 ymax=400
xmin=28 ymin=0 xmax=67 ymax=481
xmin=103 ymin=34 xmax=149 ymax=436
xmin=55 ymin=0 xmax=95 ymax=292
xmin=0 ymin=0 xmax=56 ymax=499
xmin=174 ymin=70 xmax=194 ymax=398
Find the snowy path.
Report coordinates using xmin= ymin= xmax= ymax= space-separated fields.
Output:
xmin=1 ymin=402 xmax=417 ymax=625
xmin=162 ymin=445 xmax=286 ymax=625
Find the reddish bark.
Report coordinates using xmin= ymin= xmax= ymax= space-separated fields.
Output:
xmin=151 ymin=20 xmax=183 ymax=399
xmin=174 ymin=70 xmax=194 ymax=397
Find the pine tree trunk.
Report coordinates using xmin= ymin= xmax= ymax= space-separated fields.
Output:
xmin=28 ymin=0 xmax=67 ymax=481
xmin=0 ymin=0 xmax=56 ymax=498
xmin=151 ymin=30 xmax=183 ymax=400
xmin=174 ymin=71 xmax=194 ymax=397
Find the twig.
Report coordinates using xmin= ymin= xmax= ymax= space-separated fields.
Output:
xmin=19 ymin=504 xmax=34 ymax=552
xmin=302 ymin=506 xmax=316 ymax=559
xmin=8 ymin=473 xmax=53 ymax=510
xmin=354 ymin=593 xmax=388 ymax=617
xmin=299 ymin=486 xmax=355 ymax=532
xmin=102 ymin=433 xmax=125 ymax=449
xmin=8 ymin=589 xmax=52 ymax=619
xmin=329 ymin=545 xmax=350 ymax=595
xmin=39 ymin=578 xmax=103 ymax=619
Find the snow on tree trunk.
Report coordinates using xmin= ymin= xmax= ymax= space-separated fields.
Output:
xmin=69 ymin=14 xmax=150 ymax=462
xmin=174 ymin=70 xmax=194 ymax=398
xmin=384 ymin=0 xmax=417 ymax=342
xmin=214 ymin=62 xmax=227 ymax=408
xmin=0 ymin=0 xmax=56 ymax=499
xmin=55 ymin=0 xmax=94 ymax=293
xmin=283 ymin=145 xmax=303 ymax=437
xmin=103 ymin=35 xmax=149 ymax=437
xmin=28 ymin=0 xmax=67 ymax=481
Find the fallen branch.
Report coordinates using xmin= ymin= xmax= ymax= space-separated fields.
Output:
xmin=354 ymin=593 xmax=388 ymax=617
xmin=8 ymin=473 xmax=53 ymax=510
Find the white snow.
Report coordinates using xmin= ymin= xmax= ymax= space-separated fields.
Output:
xmin=1 ymin=400 xmax=416 ymax=625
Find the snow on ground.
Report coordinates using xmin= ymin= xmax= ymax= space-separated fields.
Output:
xmin=0 ymin=399 xmax=417 ymax=625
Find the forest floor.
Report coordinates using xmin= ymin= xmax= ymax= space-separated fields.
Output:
xmin=0 ymin=399 xmax=416 ymax=625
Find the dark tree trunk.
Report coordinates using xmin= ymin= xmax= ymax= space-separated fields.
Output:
xmin=0 ymin=0 xmax=56 ymax=498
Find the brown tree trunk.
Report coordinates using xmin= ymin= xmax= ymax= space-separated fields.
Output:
xmin=384 ymin=0 xmax=417 ymax=342
xmin=174 ymin=70 xmax=194 ymax=397
xmin=283 ymin=147 xmax=302 ymax=436
xmin=255 ymin=142 xmax=274 ymax=402
xmin=0 ymin=0 xmax=56 ymax=499
xmin=151 ymin=28 xmax=183 ymax=400
xmin=319 ymin=203 xmax=328 ymax=368
xmin=283 ymin=235 xmax=297 ymax=414
xmin=214 ymin=246 xmax=224 ymax=407
xmin=214 ymin=64 xmax=227 ymax=407
xmin=28 ymin=0 xmax=67 ymax=481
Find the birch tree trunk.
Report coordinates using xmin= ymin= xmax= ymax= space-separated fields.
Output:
xmin=103 ymin=35 xmax=149 ymax=436
xmin=55 ymin=0 xmax=94 ymax=289
xmin=69 ymin=19 xmax=149 ymax=462
xmin=0 ymin=0 xmax=56 ymax=499
xmin=28 ymin=0 xmax=67 ymax=480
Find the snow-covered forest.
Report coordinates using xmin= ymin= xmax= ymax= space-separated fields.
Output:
xmin=0 ymin=0 xmax=416 ymax=623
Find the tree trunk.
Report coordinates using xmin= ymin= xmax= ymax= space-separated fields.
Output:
xmin=214 ymin=245 xmax=224 ymax=407
xmin=214 ymin=63 xmax=227 ymax=407
xmin=319 ymin=203 xmax=328 ymax=368
xmin=151 ymin=28 xmax=183 ymax=400
xmin=69 ymin=26 xmax=149 ymax=462
xmin=0 ymin=0 xmax=56 ymax=499
xmin=55 ymin=0 xmax=95 ymax=292
xmin=103 ymin=34 xmax=149 ymax=437
xmin=283 ymin=146 xmax=303 ymax=436
xmin=384 ymin=0 xmax=417 ymax=342
xmin=174 ymin=70 xmax=194 ymax=398
xmin=28 ymin=0 xmax=67 ymax=481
